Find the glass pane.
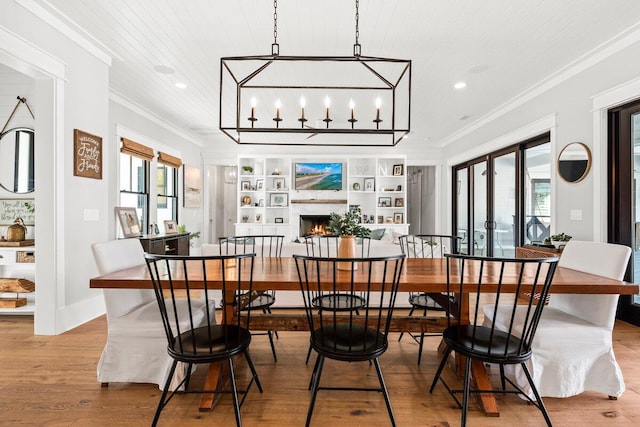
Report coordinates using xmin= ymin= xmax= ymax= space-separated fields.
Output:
xmin=633 ymin=112 xmax=640 ymax=305
xmin=157 ymin=197 xmax=177 ymax=228
xmin=456 ymin=168 xmax=469 ymax=254
xmin=473 ymin=162 xmax=487 ymax=255
xmin=157 ymin=165 xmax=176 ymax=197
xmin=120 ymin=154 xmax=146 ymax=192
xmin=524 ymin=143 xmax=551 ymax=244
xmin=493 ymin=153 xmax=516 ymax=256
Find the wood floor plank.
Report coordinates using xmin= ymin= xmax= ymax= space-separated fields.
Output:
xmin=1 ymin=314 xmax=639 ymax=426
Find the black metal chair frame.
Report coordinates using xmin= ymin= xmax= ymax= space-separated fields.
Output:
xmin=219 ymin=235 xmax=284 ymax=362
xmin=294 ymin=254 xmax=405 ymax=427
xmin=145 ymin=253 xmax=263 ymax=427
xmin=430 ymin=253 xmax=558 ymax=427
xmin=398 ymin=234 xmax=462 ymax=365
xmin=302 ymin=235 xmax=371 ymax=364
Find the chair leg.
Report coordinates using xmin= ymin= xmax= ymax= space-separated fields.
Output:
xmin=306 ymin=355 xmax=325 ymax=427
xmin=228 ymin=358 xmax=242 ymax=427
xmin=151 ymin=359 xmax=178 ymax=427
xmin=266 ymin=307 xmax=279 ymax=339
xmin=267 ymin=330 xmax=278 ymax=362
xmin=417 ymin=331 xmax=425 ymax=365
xmin=373 ymin=358 xmax=397 ymax=427
xmin=499 ymin=364 xmax=506 ymax=391
xmin=398 ymin=305 xmax=416 ymax=341
xmin=184 ymin=363 xmax=193 ymax=391
xmin=305 ymin=343 xmax=314 ymax=365
xmin=244 ymin=350 xmax=263 ymax=393
xmin=521 ymin=362 xmax=552 ymax=427
xmin=461 ymin=357 xmax=472 ymax=427
xmin=308 ymin=352 xmax=321 ymax=390
xmin=430 ymin=346 xmax=452 ymax=393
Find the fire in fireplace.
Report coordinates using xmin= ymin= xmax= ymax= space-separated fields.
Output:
xmin=300 ymin=215 xmax=332 ymax=237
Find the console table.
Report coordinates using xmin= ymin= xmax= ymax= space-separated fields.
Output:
xmin=138 ymin=233 xmax=190 ymax=255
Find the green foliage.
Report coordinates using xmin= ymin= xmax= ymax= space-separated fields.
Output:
xmin=326 ymin=210 xmax=370 ymax=237
xmin=544 ymin=232 xmax=572 ymax=244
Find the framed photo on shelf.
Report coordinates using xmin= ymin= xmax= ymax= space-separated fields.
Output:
xmin=270 ymin=193 xmax=288 ymax=207
xmin=274 ymin=177 xmax=286 ymax=190
xmin=115 ymin=207 xmax=141 ymax=238
xmin=393 ymin=164 xmax=404 ymax=176
xmin=394 ymin=213 xmax=404 ymax=224
xmin=378 ymin=196 xmax=392 ymax=207
xmin=274 ymin=217 xmax=284 ymax=224
xmin=241 ymin=180 xmax=251 ymax=191
xmin=258 ymin=199 xmax=264 ymax=207
xmin=164 ymin=220 xmax=178 ymax=234
xmin=256 ymin=179 xmax=264 ymax=191
xmin=364 ymin=177 xmax=375 ymax=191
xmin=378 ymin=215 xmax=384 ymax=224
xmin=395 ymin=197 xmax=404 ymax=207
xmin=255 ymin=214 xmax=262 ymax=223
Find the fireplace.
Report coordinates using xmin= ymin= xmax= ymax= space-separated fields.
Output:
xmin=300 ymin=215 xmax=331 ymax=237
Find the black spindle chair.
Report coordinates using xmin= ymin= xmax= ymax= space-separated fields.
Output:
xmin=145 ymin=253 xmax=262 ymax=427
xmin=398 ymin=234 xmax=461 ymax=364
xmin=430 ymin=253 xmax=558 ymax=427
xmin=294 ymin=254 xmax=405 ymax=427
xmin=219 ymin=234 xmax=284 ymax=361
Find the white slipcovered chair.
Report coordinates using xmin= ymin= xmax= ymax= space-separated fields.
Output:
xmin=92 ymin=239 xmax=214 ymax=389
xmin=483 ymin=240 xmax=631 ymax=398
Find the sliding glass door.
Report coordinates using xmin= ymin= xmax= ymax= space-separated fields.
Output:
xmin=609 ymin=99 xmax=640 ymax=326
xmin=453 ymin=133 xmax=550 ymax=256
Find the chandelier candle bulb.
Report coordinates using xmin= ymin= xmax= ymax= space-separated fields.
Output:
xmin=323 ymin=96 xmax=332 ymax=128
xmin=248 ymin=97 xmax=258 ymax=127
xmin=374 ymin=97 xmax=383 ymax=129
xmin=348 ymin=99 xmax=358 ymax=128
xmin=273 ymin=99 xmax=283 ymax=127
xmin=298 ymin=96 xmax=307 ymax=128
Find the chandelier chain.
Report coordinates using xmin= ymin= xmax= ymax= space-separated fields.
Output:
xmin=273 ymin=0 xmax=278 ymax=44
xmin=355 ymin=0 xmax=360 ymax=45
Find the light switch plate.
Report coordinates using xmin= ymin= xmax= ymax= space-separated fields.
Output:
xmin=570 ymin=209 xmax=582 ymax=221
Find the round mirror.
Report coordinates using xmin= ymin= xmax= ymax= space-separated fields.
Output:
xmin=558 ymin=142 xmax=591 ymax=183
xmin=0 ymin=127 xmax=35 ymax=194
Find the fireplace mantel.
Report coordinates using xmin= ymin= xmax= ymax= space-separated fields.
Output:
xmin=291 ymin=199 xmax=347 ymax=204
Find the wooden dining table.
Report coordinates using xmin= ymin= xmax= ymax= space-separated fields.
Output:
xmin=90 ymin=256 xmax=639 ymax=416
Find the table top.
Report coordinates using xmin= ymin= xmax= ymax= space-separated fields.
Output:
xmin=90 ymin=257 xmax=639 ymax=295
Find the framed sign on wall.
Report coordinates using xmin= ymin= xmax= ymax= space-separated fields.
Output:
xmin=0 ymin=199 xmax=35 ymax=225
xmin=73 ymin=129 xmax=102 ymax=179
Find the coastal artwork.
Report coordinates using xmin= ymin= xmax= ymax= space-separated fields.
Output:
xmin=294 ymin=162 xmax=342 ymax=191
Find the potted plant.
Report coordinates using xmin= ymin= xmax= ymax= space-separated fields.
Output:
xmin=241 ymin=165 xmax=254 ymax=175
xmin=327 ymin=210 xmax=370 ymax=270
xmin=544 ymin=232 xmax=572 ymax=248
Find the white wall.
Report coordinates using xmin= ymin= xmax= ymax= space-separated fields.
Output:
xmin=441 ymin=36 xmax=640 ymax=241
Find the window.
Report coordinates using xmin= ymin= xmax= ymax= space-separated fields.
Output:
xmin=156 ymin=164 xmax=178 ymax=225
xmin=453 ymin=133 xmax=551 ymax=256
xmin=119 ymin=153 xmax=149 ymax=236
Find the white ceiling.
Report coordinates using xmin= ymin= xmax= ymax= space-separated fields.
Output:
xmin=27 ymin=0 xmax=640 ymax=148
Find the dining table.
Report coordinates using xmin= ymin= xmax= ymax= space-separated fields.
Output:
xmin=90 ymin=256 xmax=639 ymax=416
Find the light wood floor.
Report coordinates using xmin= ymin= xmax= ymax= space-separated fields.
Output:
xmin=2 ymin=314 xmax=640 ymax=426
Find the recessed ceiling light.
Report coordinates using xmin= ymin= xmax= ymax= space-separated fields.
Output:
xmin=153 ymin=65 xmax=175 ymax=74
xmin=454 ymin=82 xmax=467 ymax=89
xmin=175 ymin=82 xmax=187 ymax=89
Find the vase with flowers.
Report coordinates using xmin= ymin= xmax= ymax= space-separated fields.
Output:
xmin=327 ymin=209 xmax=370 ymax=270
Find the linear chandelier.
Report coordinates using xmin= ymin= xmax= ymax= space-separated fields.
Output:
xmin=219 ymin=0 xmax=411 ymax=146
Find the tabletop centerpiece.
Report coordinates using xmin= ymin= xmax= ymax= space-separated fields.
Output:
xmin=327 ymin=209 xmax=370 ymax=270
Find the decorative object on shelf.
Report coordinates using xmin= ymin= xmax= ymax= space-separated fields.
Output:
xmin=364 ymin=177 xmax=375 ymax=191
xmin=545 ymin=232 xmax=572 ymax=249
xmin=183 ymin=165 xmax=202 ymax=207
xmin=6 ymin=217 xmax=27 ymax=242
xmin=272 ymin=169 xmax=281 ymax=175
xmin=73 ymin=129 xmax=102 ymax=180
xmin=352 ymin=182 xmax=361 ymax=191
xmin=385 ymin=217 xmax=393 ymax=224
xmin=0 ymin=199 xmax=35 ymax=226
xmin=270 ymin=193 xmax=288 ymax=207
xmin=273 ymin=177 xmax=286 ymax=190
xmin=115 ymin=207 xmax=141 ymax=238
xmin=258 ymin=199 xmax=264 ymax=207
xmin=164 ymin=220 xmax=178 ymax=234
xmin=275 ymin=217 xmax=284 ymax=224
xmin=327 ymin=209 xmax=370 ymax=271
xmin=394 ymin=197 xmax=404 ymax=207
xmin=219 ymin=0 xmax=410 ymax=146
xmin=378 ymin=197 xmax=392 ymax=207
xmin=241 ymin=165 xmax=254 ymax=175
xmin=241 ymin=195 xmax=252 ymax=206
xmin=256 ymin=179 xmax=264 ymax=191
xmin=393 ymin=164 xmax=404 ymax=176
xmin=394 ymin=212 xmax=403 ymax=224
xmin=256 ymin=214 xmax=262 ymax=223
xmin=241 ymin=181 xmax=251 ymax=191
xmin=396 ymin=185 xmax=402 ymax=191
xmin=378 ymin=215 xmax=383 ymax=224
xmin=242 ymin=215 xmax=249 ymax=223
xmin=0 ymin=278 xmax=35 ymax=308
xmin=224 ymin=165 xmax=238 ymax=184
